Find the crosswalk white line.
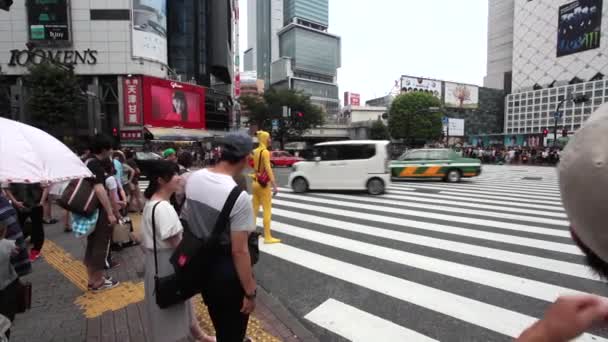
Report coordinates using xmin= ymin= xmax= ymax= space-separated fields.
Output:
xmin=386 ymin=188 xmax=565 ymax=212
xmin=392 ymin=183 xmax=562 ymax=201
xmin=378 ymin=192 xmax=567 ymax=218
xmin=265 ymin=219 xmax=589 ymax=301
xmin=269 ymin=207 xmax=586 ymax=277
xmin=305 ymin=299 xmax=438 ymax=342
xmin=450 ymin=183 xmax=561 ymax=194
xmin=271 ymin=195 xmax=572 ymax=254
xmin=260 ymin=242 xmax=606 ymax=341
xmin=434 ymin=182 xmax=563 ymax=194
xmin=277 ymin=193 xmax=570 ymax=237
xmin=304 ymin=191 xmax=569 ymax=225
xmin=271 ymin=198 xmax=581 ymax=256
xmin=435 ymin=190 xmax=562 ymax=206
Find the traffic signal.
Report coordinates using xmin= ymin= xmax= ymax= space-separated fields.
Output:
xmin=112 ymin=127 xmax=118 ymax=137
xmin=543 ymin=128 xmax=549 ymax=137
xmin=0 ymin=0 xmax=13 ymax=11
xmin=296 ymin=112 xmax=303 ymax=118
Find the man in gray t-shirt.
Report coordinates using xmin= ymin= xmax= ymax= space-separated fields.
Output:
xmin=182 ymin=133 xmax=257 ymax=342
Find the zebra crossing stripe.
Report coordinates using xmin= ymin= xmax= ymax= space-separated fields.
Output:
xmin=263 ymin=219 xmax=589 ymax=301
xmin=309 ymin=192 xmax=569 ymax=225
xmin=391 ymin=183 xmax=562 ymax=201
xmin=305 ymin=299 xmax=438 ymax=342
xmin=269 ymin=207 xmax=586 ymax=277
xmin=259 ymin=242 xmax=606 ymax=341
xmin=386 ymin=188 xmax=565 ymax=212
xmin=271 ymin=198 xmax=581 ymax=257
xmin=378 ymin=192 xmax=567 ymax=218
xmin=436 ymin=190 xmax=562 ymax=206
xmin=276 ymin=193 xmax=570 ymax=237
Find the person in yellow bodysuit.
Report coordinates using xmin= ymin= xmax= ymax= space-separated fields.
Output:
xmin=251 ymin=131 xmax=281 ymax=244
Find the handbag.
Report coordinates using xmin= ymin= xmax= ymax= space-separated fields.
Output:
xmin=112 ymin=220 xmax=131 ymax=244
xmin=255 ymin=150 xmax=270 ymax=187
xmin=15 ymin=279 xmax=32 ymax=313
xmin=71 ymin=210 xmax=99 ymax=238
xmin=57 ymin=160 xmax=99 ymax=216
xmin=151 ymin=202 xmax=195 ymax=309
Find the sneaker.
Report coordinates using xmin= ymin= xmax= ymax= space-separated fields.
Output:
xmin=89 ymin=278 xmax=119 ymax=291
xmin=29 ymin=249 xmax=41 ymax=261
xmin=43 ymin=218 xmax=58 ymax=224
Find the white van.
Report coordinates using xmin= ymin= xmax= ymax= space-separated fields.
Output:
xmin=288 ymin=140 xmax=391 ymax=195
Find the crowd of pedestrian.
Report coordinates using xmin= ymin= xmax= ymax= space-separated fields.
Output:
xmin=462 ymin=146 xmax=562 ymax=165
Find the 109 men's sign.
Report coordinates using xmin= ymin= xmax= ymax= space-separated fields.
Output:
xmin=8 ymin=48 xmax=98 ymax=66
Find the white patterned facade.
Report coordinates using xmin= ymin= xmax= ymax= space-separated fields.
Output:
xmin=503 ymin=0 xmax=608 ymax=135
xmin=512 ymin=0 xmax=608 ymax=92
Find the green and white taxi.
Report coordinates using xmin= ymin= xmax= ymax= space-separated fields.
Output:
xmin=391 ymin=148 xmax=482 ymax=183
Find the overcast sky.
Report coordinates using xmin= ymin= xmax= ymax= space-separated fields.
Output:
xmin=238 ymin=0 xmax=489 ymax=103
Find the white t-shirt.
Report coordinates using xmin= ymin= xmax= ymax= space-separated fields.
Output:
xmin=182 ymin=169 xmax=254 ymax=245
xmin=105 ymin=176 xmax=118 ymax=191
xmin=141 ymin=200 xmax=183 ymax=250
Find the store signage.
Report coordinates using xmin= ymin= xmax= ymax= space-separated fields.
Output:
xmin=120 ymin=131 xmax=143 ymax=140
xmin=27 ymin=0 xmax=71 ymax=45
xmin=7 ymin=49 xmax=98 ymax=66
xmin=123 ymin=77 xmax=143 ymax=126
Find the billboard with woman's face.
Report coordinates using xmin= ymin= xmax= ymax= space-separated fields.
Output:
xmin=142 ymin=76 xmax=206 ymax=129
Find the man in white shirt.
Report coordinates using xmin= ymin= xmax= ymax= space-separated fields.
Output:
xmin=182 ymin=133 xmax=256 ymax=342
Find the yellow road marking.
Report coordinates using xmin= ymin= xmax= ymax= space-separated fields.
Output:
xmin=399 ymin=167 xmax=418 ymax=177
xmin=42 ymin=240 xmax=281 ymax=341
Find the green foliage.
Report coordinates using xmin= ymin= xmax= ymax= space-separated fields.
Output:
xmin=388 ymin=92 xmax=443 ymax=145
xmin=22 ymin=62 xmax=84 ymax=131
xmin=240 ymin=88 xmax=324 ymax=146
xmin=370 ymin=119 xmax=390 ymax=140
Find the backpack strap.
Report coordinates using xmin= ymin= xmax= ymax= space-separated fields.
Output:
xmin=210 ymin=186 xmax=242 ymax=240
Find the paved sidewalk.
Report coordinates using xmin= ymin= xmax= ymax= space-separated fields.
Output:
xmin=9 ymin=212 xmax=316 ymax=342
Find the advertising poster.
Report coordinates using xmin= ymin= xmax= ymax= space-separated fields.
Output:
xmin=132 ymin=0 xmax=167 ymax=64
xmin=26 ymin=0 xmax=71 ymax=45
xmin=142 ymin=77 xmax=206 ymax=129
xmin=443 ymin=118 xmax=465 ymax=137
xmin=557 ymin=0 xmax=603 ymax=57
xmin=344 ymin=92 xmax=361 ymax=106
xmin=400 ymin=76 xmax=442 ymax=99
xmin=445 ymin=82 xmax=479 ymax=109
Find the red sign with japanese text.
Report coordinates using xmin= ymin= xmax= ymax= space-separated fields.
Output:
xmin=123 ymin=76 xmax=143 ymax=126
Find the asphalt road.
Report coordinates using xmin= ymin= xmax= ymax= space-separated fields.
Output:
xmin=255 ymin=165 xmax=608 ymax=342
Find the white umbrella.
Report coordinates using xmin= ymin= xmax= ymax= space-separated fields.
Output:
xmin=0 ymin=117 xmax=92 ymax=184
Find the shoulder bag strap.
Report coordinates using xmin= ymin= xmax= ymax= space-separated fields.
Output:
xmin=210 ymin=186 xmax=242 ymax=239
xmin=150 ymin=201 xmax=162 ymax=278
xmin=257 ymin=149 xmax=265 ymax=173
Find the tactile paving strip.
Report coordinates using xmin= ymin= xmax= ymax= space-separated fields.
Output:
xmin=43 ymin=240 xmax=281 ymax=341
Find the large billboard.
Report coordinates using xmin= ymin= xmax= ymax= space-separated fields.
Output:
xmin=444 ymin=82 xmax=479 ymax=109
xmin=557 ymin=0 xmax=603 ymax=57
xmin=344 ymin=92 xmax=361 ymax=106
xmin=142 ymin=77 xmax=206 ymax=129
xmin=400 ymin=76 xmax=442 ymax=99
xmin=132 ymin=0 xmax=167 ymax=64
xmin=26 ymin=0 xmax=71 ymax=46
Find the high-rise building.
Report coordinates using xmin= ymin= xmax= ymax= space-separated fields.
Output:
xmin=483 ymin=0 xmax=514 ymax=92
xmin=246 ymin=0 xmax=341 ymax=117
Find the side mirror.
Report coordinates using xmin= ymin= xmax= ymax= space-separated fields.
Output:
xmin=314 ymin=156 xmax=321 ymax=162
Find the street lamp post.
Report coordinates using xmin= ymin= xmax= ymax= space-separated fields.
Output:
xmin=552 ymin=94 xmax=589 ymax=147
